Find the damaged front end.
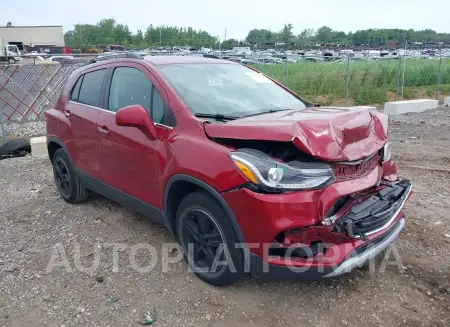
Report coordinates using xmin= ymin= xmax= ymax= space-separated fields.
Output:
xmin=206 ymin=107 xmax=412 ymax=277
xmin=332 ymin=179 xmax=412 ymax=239
xmin=204 ymin=106 xmax=389 ymax=162
xmin=252 ymin=179 xmax=412 ymax=278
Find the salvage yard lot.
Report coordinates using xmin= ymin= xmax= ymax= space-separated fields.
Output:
xmin=1 ymin=108 xmax=449 ymax=327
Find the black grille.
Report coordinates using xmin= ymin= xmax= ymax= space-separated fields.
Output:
xmin=335 ymin=180 xmax=411 ymax=237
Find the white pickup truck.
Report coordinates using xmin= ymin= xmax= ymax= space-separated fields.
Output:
xmin=0 ymin=38 xmax=22 ymax=64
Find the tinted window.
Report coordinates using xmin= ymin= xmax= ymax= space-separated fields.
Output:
xmin=78 ymin=69 xmax=106 ymax=107
xmin=70 ymin=76 xmax=83 ymax=101
xmin=158 ymin=64 xmax=306 ymax=117
xmin=152 ymin=88 xmax=165 ymax=124
xmin=109 ymin=67 xmax=152 ymax=113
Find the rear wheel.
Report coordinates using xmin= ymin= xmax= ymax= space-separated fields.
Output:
xmin=176 ymin=192 xmax=244 ymax=286
xmin=52 ymin=149 xmax=88 ymax=203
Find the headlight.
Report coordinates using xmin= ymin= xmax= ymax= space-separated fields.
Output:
xmin=229 ymin=151 xmax=335 ymax=191
xmin=381 ymin=142 xmax=391 ymax=162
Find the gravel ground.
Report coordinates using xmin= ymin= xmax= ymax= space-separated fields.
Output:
xmin=4 ymin=121 xmax=46 ymax=139
xmin=1 ymin=107 xmax=449 ymax=327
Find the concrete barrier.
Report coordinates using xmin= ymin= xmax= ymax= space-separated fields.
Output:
xmin=384 ymin=99 xmax=439 ymax=116
xmin=444 ymin=97 xmax=450 ymax=106
xmin=30 ymin=136 xmax=47 ymax=157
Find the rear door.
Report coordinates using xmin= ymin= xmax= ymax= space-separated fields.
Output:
xmin=66 ymin=68 xmax=107 ymax=178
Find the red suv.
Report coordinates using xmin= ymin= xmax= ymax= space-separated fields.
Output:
xmin=46 ymin=54 xmax=412 ymax=286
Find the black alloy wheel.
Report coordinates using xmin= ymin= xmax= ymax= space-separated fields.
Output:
xmin=51 ymin=148 xmax=89 ymax=204
xmin=176 ymin=191 xmax=245 ymax=286
xmin=181 ymin=209 xmax=226 ymax=271
xmin=53 ymin=157 xmax=72 ymax=197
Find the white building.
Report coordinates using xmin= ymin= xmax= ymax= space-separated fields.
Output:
xmin=0 ymin=25 xmax=65 ymax=50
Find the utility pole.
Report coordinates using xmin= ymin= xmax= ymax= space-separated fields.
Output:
xmin=224 ymin=28 xmax=227 ymax=42
xmin=160 ymin=29 xmax=162 ymax=46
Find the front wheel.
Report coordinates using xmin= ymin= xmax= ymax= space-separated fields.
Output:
xmin=7 ymin=57 xmax=15 ymax=64
xmin=176 ymin=192 xmax=244 ymax=286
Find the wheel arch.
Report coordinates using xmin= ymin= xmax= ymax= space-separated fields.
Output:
xmin=47 ymin=137 xmax=73 ymax=164
xmin=164 ymin=174 xmax=246 ymax=245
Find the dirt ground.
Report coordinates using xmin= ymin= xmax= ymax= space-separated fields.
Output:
xmin=0 ymin=107 xmax=449 ymax=327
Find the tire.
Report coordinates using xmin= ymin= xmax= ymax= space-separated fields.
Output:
xmin=7 ymin=57 xmax=15 ymax=64
xmin=0 ymin=138 xmax=31 ymax=159
xmin=52 ymin=148 xmax=89 ymax=204
xmin=176 ymin=191 xmax=244 ymax=287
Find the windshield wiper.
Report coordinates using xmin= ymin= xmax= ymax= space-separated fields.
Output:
xmin=242 ymin=108 xmax=293 ymax=118
xmin=194 ymin=113 xmax=239 ymax=121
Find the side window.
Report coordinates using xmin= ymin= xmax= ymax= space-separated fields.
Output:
xmin=70 ymin=76 xmax=83 ymax=101
xmin=108 ymin=67 xmax=152 ymax=113
xmin=152 ymin=88 xmax=164 ymax=124
xmin=78 ymin=69 xmax=106 ymax=107
xmin=152 ymin=87 xmax=177 ymax=127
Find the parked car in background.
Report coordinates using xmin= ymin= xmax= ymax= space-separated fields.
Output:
xmin=47 ymin=56 xmax=74 ymax=64
xmin=46 ymin=54 xmax=412 ymax=286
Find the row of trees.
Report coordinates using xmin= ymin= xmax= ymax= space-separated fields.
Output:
xmin=246 ymin=25 xmax=450 ymax=46
xmin=64 ymin=19 xmax=218 ymax=49
xmin=64 ymin=19 xmax=450 ymax=49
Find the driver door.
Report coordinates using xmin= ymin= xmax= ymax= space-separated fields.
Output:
xmin=96 ymin=63 xmax=171 ymax=210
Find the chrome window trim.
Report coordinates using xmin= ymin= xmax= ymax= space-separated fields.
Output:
xmin=68 ymin=100 xmax=174 ymax=130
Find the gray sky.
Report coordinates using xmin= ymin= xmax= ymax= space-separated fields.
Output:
xmin=4 ymin=0 xmax=449 ymax=39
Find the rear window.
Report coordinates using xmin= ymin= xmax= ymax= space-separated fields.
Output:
xmin=158 ymin=63 xmax=305 ymax=117
xmin=77 ymin=69 xmax=106 ymax=107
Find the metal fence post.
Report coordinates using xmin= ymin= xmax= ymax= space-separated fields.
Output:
xmin=437 ymin=53 xmax=443 ymax=101
xmin=345 ymin=57 xmax=350 ymax=107
xmin=0 ymin=110 xmax=8 ymax=144
xmin=401 ymin=57 xmax=407 ymax=100
xmin=395 ymin=57 xmax=401 ymax=101
xmin=285 ymin=51 xmax=289 ymax=87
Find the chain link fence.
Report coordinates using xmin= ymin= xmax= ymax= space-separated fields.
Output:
xmin=0 ymin=53 xmax=448 ymax=136
xmin=253 ymin=55 xmax=449 ymax=107
xmin=0 ymin=108 xmax=7 ymax=145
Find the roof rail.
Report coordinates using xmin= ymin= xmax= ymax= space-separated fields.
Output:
xmin=83 ymin=52 xmax=143 ymax=65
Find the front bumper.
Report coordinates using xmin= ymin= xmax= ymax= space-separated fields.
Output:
xmin=248 ymin=218 xmax=405 ymax=280
xmin=222 ymin=175 xmax=412 ymax=280
xmin=334 ymin=179 xmax=412 ymax=238
xmin=324 ymin=218 xmax=404 ymax=277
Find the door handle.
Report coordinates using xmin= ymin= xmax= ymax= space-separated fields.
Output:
xmin=64 ymin=110 xmax=71 ymax=118
xmin=97 ymin=126 xmax=109 ymax=135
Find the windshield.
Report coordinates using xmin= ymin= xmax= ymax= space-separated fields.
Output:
xmin=7 ymin=45 xmax=19 ymax=55
xmin=158 ymin=63 xmax=306 ymax=117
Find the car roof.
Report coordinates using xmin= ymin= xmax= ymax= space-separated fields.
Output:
xmin=143 ymin=55 xmax=235 ymax=65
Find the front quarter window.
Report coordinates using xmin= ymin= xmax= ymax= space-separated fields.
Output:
xmin=158 ymin=63 xmax=305 ymax=118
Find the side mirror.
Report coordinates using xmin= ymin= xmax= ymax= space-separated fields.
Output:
xmin=115 ymin=104 xmax=158 ymax=139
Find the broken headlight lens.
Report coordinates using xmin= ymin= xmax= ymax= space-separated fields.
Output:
xmin=229 ymin=151 xmax=335 ymax=191
xmin=381 ymin=142 xmax=391 ymax=162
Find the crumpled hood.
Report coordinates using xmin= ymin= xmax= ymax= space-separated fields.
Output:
xmin=204 ymin=107 xmax=389 ymax=161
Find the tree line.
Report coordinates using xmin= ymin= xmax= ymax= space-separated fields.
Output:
xmin=247 ymin=25 xmax=450 ymax=46
xmin=64 ymin=19 xmax=218 ymax=49
xmin=64 ymin=19 xmax=450 ymax=49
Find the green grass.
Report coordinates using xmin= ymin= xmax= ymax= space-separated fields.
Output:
xmin=254 ymin=58 xmax=450 ymax=106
